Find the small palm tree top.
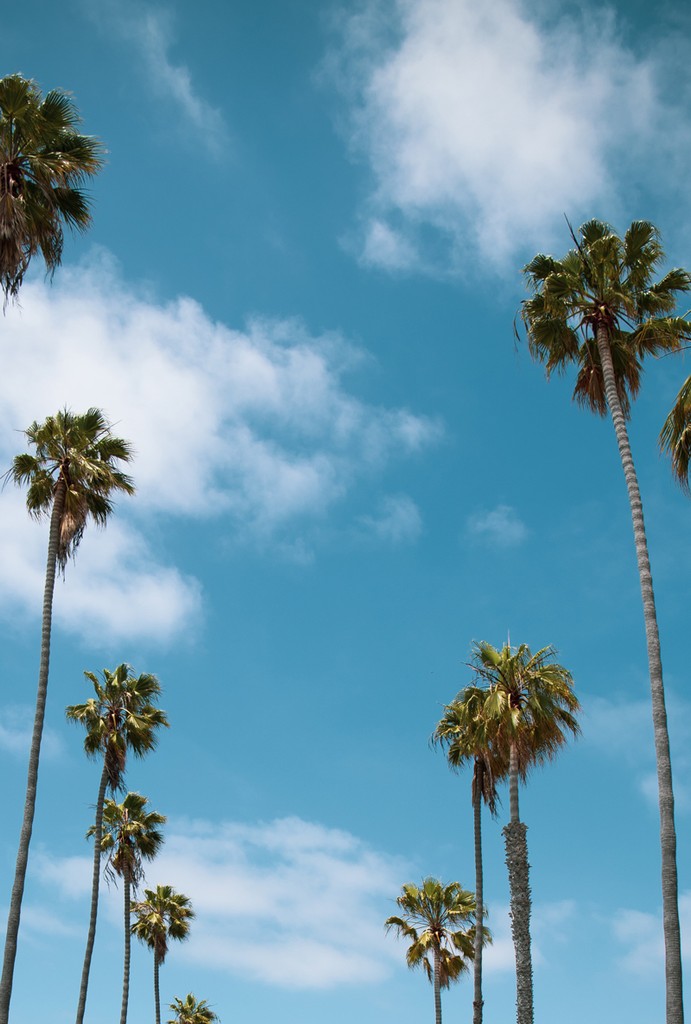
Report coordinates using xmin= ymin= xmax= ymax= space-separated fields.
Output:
xmin=520 ymin=219 xmax=691 ymax=418
xmin=0 ymin=73 xmax=104 ymax=302
xmin=132 ymin=885 xmax=195 ymax=965
xmin=168 ymin=993 xmax=220 ymax=1024
xmin=89 ymin=792 xmax=165 ymax=888
xmin=66 ymin=663 xmax=168 ymax=790
xmin=385 ymin=877 xmax=484 ymax=988
xmin=7 ymin=407 xmax=134 ymax=570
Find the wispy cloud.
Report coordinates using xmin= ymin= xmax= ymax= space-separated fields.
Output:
xmin=0 ymin=251 xmax=440 ymax=644
xmin=34 ymin=815 xmax=406 ymax=989
xmin=0 ymin=706 xmax=63 ymax=760
xmin=613 ymin=890 xmax=691 ymax=973
xmin=466 ymin=505 xmax=528 ymax=547
xmin=358 ymin=493 xmax=423 ymax=544
xmin=85 ymin=0 xmax=228 ymax=154
xmin=326 ymin=0 xmax=683 ymax=274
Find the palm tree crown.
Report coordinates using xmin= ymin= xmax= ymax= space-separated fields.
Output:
xmin=92 ymin=793 xmax=165 ymax=889
xmin=9 ymin=406 xmax=134 ymax=570
xmin=168 ymin=994 xmax=220 ymax=1024
xmin=132 ymin=885 xmax=195 ymax=965
xmin=660 ymin=375 xmax=691 ymax=492
xmin=0 ymin=73 xmax=104 ymax=302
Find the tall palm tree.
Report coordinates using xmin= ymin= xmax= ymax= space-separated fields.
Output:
xmin=385 ymin=878 xmax=480 ymax=1024
xmin=433 ymin=687 xmax=505 ymax=1024
xmin=132 ymin=885 xmax=195 ymax=1024
xmin=0 ymin=408 xmax=134 ymax=1024
xmin=521 ymin=219 xmax=691 ymax=1024
xmin=168 ymin=994 xmax=220 ymax=1024
xmin=472 ymin=641 xmax=579 ymax=1024
xmin=93 ymin=794 xmax=166 ymax=1024
xmin=0 ymin=73 xmax=103 ymax=304
xmin=660 ymin=374 xmax=691 ymax=492
xmin=66 ymin=666 xmax=168 ymax=1024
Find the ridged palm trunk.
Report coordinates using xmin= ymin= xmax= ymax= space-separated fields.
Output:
xmin=472 ymin=760 xmax=484 ymax=1024
xmin=121 ymin=875 xmax=132 ymax=1024
xmin=75 ymin=762 xmax=109 ymax=1024
xmin=596 ymin=323 xmax=683 ymax=1024
xmin=0 ymin=479 xmax=66 ymax=1024
xmin=503 ymin=741 xmax=533 ymax=1024
xmin=433 ymin=945 xmax=442 ymax=1024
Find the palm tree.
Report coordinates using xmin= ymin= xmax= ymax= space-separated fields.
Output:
xmin=168 ymin=994 xmax=220 ymax=1024
xmin=0 ymin=73 xmax=104 ymax=304
xmin=660 ymin=374 xmax=691 ymax=492
xmin=521 ymin=219 xmax=690 ymax=1024
xmin=472 ymin=641 xmax=579 ymax=1024
xmin=0 ymin=408 xmax=134 ymax=1024
xmin=93 ymin=794 xmax=166 ymax=1024
xmin=132 ymin=885 xmax=195 ymax=1024
xmin=433 ymin=687 xmax=505 ymax=1024
xmin=66 ymin=667 xmax=168 ymax=1024
xmin=385 ymin=877 xmax=480 ymax=1024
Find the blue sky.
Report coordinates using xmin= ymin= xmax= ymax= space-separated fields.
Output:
xmin=1 ymin=0 xmax=691 ymax=1021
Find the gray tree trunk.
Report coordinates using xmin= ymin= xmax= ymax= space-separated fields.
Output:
xmin=503 ymin=741 xmax=533 ymax=1024
xmin=121 ymin=876 xmax=132 ymax=1024
xmin=0 ymin=480 xmax=66 ymax=1024
xmin=472 ymin=762 xmax=484 ymax=1024
xmin=75 ymin=762 xmax=109 ymax=1024
xmin=596 ymin=322 xmax=683 ymax=1024
xmin=433 ymin=945 xmax=442 ymax=1024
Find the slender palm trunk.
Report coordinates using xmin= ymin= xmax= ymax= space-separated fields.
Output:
xmin=472 ymin=762 xmax=484 ymax=1024
xmin=0 ymin=481 xmax=65 ymax=1024
xmin=75 ymin=761 xmax=109 ymax=1024
xmin=121 ymin=876 xmax=132 ymax=1024
xmin=503 ymin=741 xmax=533 ymax=1024
xmin=596 ymin=323 xmax=683 ymax=1024
xmin=153 ymin=954 xmax=161 ymax=1024
xmin=433 ymin=945 xmax=442 ymax=1024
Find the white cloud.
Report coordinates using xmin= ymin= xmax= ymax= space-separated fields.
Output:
xmin=358 ymin=493 xmax=423 ymax=544
xmin=466 ymin=505 xmax=528 ymax=547
xmin=0 ymin=251 xmax=439 ymax=644
xmin=327 ymin=0 xmax=675 ymax=272
xmin=34 ymin=815 xmax=406 ymax=990
xmin=85 ymin=1 xmax=227 ymax=154
xmin=0 ymin=705 xmax=63 ymax=760
xmin=613 ymin=890 xmax=691 ymax=973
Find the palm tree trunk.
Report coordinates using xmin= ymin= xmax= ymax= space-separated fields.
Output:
xmin=433 ymin=945 xmax=442 ymax=1024
xmin=121 ymin=876 xmax=131 ymax=1024
xmin=0 ymin=480 xmax=65 ymax=1024
xmin=503 ymin=741 xmax=533 ymax=1024
xmin=154 ymin=954 xmax=161 ymax=1024
xmin=596 ymin=323 xmax=683 ymax=1024
xmin=75 ymin=761 xmax=109 ymax=1024
xmin=472 ymin=762 xmax=484 ymax=1024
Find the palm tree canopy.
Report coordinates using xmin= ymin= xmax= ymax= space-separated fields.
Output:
xmin=168 ymin=994 xmax=220 ymax=1024
xmin=433 ymin=686 xmax=508 ymax=815
xmin=66 ymin=664 xmax=168 ymax=790
xmin=660 ymin=373 xmax=691 ymax=493
xmin=90 ymin=793 xmax=165 ymax=888
xmin=0 ymin=74 xmax=104 ymax=302
xmin=7 ymin=407 xmax=134 ymax=570
xmin=385 ymin=878 xmax=484 ymax=988
xmin=520 ymin=219 xmax=691 ymax=418
xmin=132 ymin=885 xmax=194 ymax=965
xmin=470 ymin=642 xmax=580 ymax=773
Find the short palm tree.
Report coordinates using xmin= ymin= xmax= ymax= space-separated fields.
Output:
xmin=0 ymin=408 xmax=134 ymax=1024
xmin=67 ymin=666 xmax=168 ymax=1024
xmin=433 ymin=687 xmax=505 ymax=1024
xmin=132 ymin=885 xmax=195 ymax=1024
xmin=0 ymin=73 xmax=104 ymax=304
xmin=472 ymin=641 xmax=579 ymax=1024
xmin=385 ymin=877 xmax=480 ymax=1024
xmin=521 ymin=220 xmax=690 ymax=1024
xmin=168 ymin=994 xmax=219 ymax=1024
xmin=94 ymin=794 xmax=166 ymax=1024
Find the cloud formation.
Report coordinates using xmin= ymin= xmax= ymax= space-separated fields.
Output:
xmin=0 ymin=252 xmax=439 ymax=644
xmin=358 ymin=493 xmax=423 ymax=544
xmin=328 ymin=0 xmax=674 ymax=272
xmin=466 ymin=505 xmax=528 ymax=547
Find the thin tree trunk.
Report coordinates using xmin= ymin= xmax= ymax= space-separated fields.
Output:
xmin=503 ymin=741 xmax=533 ymax=1024
xmin=433 ymin=945 xmax=442 ymax=1024
xmin=0 ymin=481 xmax=65 ymax=1024
xmin=154 ymin=954 xmax=161 ymax=1024
xmin=121 ymin=877 xmax=131 ymax=1024
xmin=472 ymin=762 xmax=484 ymax=1024
xmin=596 ymin=324 xmax=683 ymax=1024
xmin=75 ymin=761 xmax=109 ymax=1024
